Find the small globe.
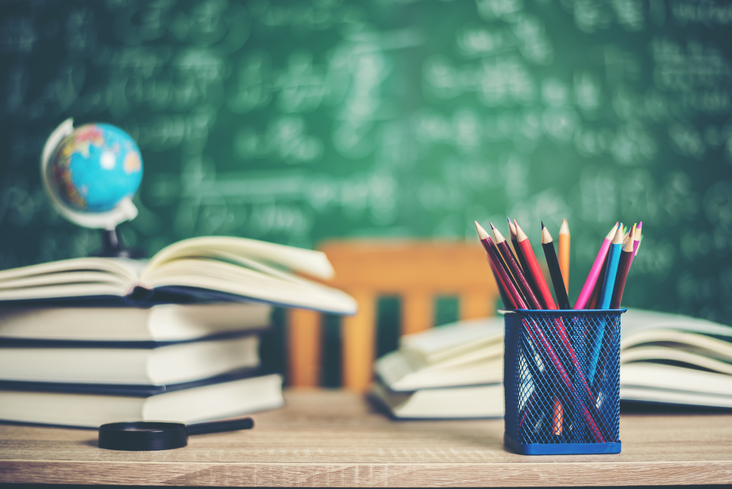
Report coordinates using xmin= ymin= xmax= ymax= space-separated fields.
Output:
xmin=49 ymin=123 xmax=143 ymax=213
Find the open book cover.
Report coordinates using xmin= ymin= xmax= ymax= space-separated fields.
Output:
xmin=0 ymin=236 xmax=357 ymax=315
xmin=372 ymin=309 xmax=732 ymax=418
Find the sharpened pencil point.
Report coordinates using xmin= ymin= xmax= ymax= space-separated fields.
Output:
xmin=507 ymin=217 xmax=517 ymax=238
xmin=559 ymin=219 xmax=570 ymax=235
xmin=541 ymin=221 xmax=545 ymax=229
xmin=474 ymin=221 xmax=490 ymax=240
xmin=541 ymin=224 xmax=552 ymax=244
xmin=514 ymin=220 xmax=528 ymax=242
xmin=612 ymin=225 xmax=624 ymax=245
xmin=490 ymin=223 xmax=506 ymax=243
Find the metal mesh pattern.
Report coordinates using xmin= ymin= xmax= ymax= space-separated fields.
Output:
xmin=504 ymin=310 xmax=623 ymax=446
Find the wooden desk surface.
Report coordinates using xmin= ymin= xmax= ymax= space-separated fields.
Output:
xmin=1 ymin=390 xmax=731 ymax=487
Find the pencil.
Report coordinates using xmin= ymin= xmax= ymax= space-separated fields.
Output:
xmin=629 ymin=221 xmax=642 ymax=267
xmin=504 ymin=217 xmax=524 ymax=274
xmin=587 ymin=225 xmax=624 ymax=381
xmin=598 ymin=225 xmax=624 ymax=309
xmin=587 ymin=261 xmax=606 ymax=309
xmin=541 ymin=223 xmax=572 ymax=309
xmin=487 ymin=221 xmax=529 ymax=306
xmin=491 ymin=222 xmax=542 ymax=309
xmin=508 ymin=217 xmax=536 ymax=293
xmin=514 ymin=221 xmax=556 ymax=309
xmin=574 ymin=222 xmax=618 ymax=309
xmin=537 ymin=222 xmax=571 ymax=435
xmin=488 ymin=255 xmax=517 ymax=309
xmin=475 ymin=222 xmax=527 ymax=309
xmin=558 ymin=219 xmax=570 ymax=294
xmin=610 ymin=227 xmax=635 ymax=309
xmin=475 ymin=221 xmax=527 ymax=308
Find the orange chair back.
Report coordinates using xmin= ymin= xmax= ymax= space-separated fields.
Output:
xmin=287 ymin=240 xmax=500 ymax=391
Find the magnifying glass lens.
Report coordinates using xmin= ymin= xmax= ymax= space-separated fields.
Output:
xmin=99 ymin=422 xmax=188 ymax=451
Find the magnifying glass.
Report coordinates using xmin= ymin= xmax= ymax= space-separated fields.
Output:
xmin=98 ymin=417 xmax=254 ymax=451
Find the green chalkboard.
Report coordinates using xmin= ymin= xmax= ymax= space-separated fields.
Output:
xmin=1 ymin=0 xmax=732 ymax=328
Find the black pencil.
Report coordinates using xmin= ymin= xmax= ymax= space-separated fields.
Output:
xmin=541 ymin=222 xmax=572 ymax=309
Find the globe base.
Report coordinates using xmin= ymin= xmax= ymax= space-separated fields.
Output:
xmin=97 ymin=228 xmax=147 ymax=259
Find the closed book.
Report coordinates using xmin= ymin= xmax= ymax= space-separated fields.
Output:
xmin=0 ymin=302 xmax=271 ymax=342
xmin=0 ymin=370 xmax=284 ymax=428
xmin=0 ymin=236 xmax=357 ymax=315
xmin=0 ymin=333 xmax=261 ymax=385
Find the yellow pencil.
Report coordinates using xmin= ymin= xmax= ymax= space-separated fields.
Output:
xmin=558 ymin=219 xmax=570 ymax=293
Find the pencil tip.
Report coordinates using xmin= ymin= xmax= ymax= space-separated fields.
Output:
xmin=541 ymin=221 xmax=545 ymax=229
xmin=541 ymin=224 xmax=552 ymax=243
xmin=489 ymin=222 xmax=496 ymax=230
xmin=559 ymin=218 xmax=570 ymax=235
xmin=474 ymin=221 xmax=489 ymax=239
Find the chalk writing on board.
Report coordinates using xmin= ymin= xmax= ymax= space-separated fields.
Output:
xmin=0 ymin=0 xmax=731 ymax=323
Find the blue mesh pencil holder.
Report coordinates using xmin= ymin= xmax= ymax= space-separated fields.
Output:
xmin=503 ymin=309 xmax=626 ymax=455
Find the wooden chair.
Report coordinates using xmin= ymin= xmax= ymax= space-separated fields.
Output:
xmin=287 ymin=240 xmax=501 ymax=392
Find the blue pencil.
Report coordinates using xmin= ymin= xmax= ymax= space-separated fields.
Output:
xmin=587 ymin=224 xmax=624 ymax=382
xmin=598 ymin=224 xmax=624 ymax=309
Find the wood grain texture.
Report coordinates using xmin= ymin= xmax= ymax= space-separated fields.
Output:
xmin=1 ymin=390 xmax=731 ymax=487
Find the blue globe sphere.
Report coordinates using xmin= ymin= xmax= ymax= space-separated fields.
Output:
xmin=49 ymin=123 xmax=143 ymax=213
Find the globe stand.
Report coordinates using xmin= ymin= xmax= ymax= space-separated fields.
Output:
xmin=97 ymin=228 xmax=147 ymax=259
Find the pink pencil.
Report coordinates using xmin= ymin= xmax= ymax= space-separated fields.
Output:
xmin=574 ymin=222 xmax=619 ymax=310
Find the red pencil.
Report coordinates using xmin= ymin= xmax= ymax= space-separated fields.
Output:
xmin=514 ymin=221 xmax=556 ymax=309
xmin=508 ymin=217 xmax=536 ymax=293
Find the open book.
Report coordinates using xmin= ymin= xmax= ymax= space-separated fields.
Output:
xmin=374 ymin=317 xmax=504 ymax=391
xmin=372 ymin=309 xmax=732 ymax=418
xmin=619 ymin=309 xmax=732 ymax=408
xmin=0 ymin=236 xmax=357 ymax=315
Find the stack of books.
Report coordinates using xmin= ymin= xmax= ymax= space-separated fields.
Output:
xmin=370 ymin=309 xmax=732 ymax=419
xmin=0 ymin=236 xmax=357 ymax=428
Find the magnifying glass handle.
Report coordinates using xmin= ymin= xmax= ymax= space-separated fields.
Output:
xmin=187 ymin=417 xmax=254 ymax=436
